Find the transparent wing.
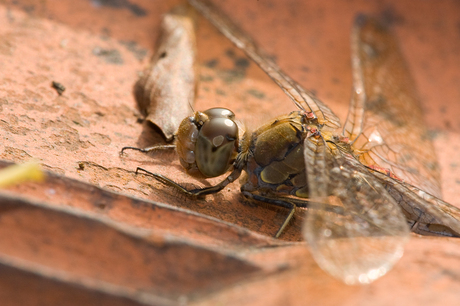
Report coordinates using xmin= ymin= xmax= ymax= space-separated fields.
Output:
xmin=371 ymin=170 xmax=460 ymax=237
xmin=188 ymin=0 xmax=341 ymax=130
xmin=303 ymin=136 xmax=409 ymax=284
xmin=343 ymin=15 xmax=441 ymax=197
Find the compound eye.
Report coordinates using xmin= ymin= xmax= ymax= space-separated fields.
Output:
xmin=203 ymin=108 xmax=235 ymax=120
xmin=195 ymin=117 xmax=238 ymax=177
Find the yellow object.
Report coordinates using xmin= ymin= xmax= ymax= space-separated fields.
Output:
xmin=0 ymin=162 xmax=45 ymax=188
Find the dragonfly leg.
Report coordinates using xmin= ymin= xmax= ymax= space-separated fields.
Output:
xmin=136 ymin=167 xmax=242 ymax=196
xmin=241 ymin=191 xmax=298 ymax=238
xmin=277 ymin=205 xmax=296 ymax=238
xmin=120 ymin=144 xmax=176 ymax=155
xmin=241 ymin=189 xmax=346 ymax=238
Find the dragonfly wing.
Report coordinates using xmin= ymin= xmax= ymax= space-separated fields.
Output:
xmin=343 ymin=15 xmax=441 ymax=197
xmin=372 ymin=171 xmax=460 ymax=237
xmin=188 ymin=0 xmax=341 ymax=130
xmin=303 ymin=136 xmax=409 ymax=284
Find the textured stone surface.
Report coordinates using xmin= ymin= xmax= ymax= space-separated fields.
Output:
xmin=0 ymin=0 xmax=460 ymax=305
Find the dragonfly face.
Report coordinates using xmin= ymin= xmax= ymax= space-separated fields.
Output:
xmin=176 ymin=107 xmax=243 ymax=178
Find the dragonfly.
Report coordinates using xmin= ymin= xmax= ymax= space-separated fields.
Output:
xmin=123 ymin=0 xmax=460 ymax=284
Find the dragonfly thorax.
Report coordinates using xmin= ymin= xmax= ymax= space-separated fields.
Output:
xmin=175 ymin=107 xmax=243 ymax=178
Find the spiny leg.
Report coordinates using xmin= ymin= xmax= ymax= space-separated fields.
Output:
xmin=241 ymin=191 xmax=299 ymax=238
xmin=136 ymin=167 xmax=242 ymax=197
xmin=120 ymin=144 xmax=176 ymax=155
xmin=241 ymin=189 xmax=346 ymax=238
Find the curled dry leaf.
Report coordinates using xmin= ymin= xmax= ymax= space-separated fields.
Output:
xmin=134 ymin=4 xmax=198 ymax=142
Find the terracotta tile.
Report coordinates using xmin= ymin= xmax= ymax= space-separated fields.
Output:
xmin=1 ymin=0 xmax=460 ymax=305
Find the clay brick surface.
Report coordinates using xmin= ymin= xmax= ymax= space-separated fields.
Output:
xmin=0 ymin=0 xmax=460 ymax=305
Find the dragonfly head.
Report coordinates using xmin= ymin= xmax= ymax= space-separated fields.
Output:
xmin=176 ymin=107 xmax=242 ymax=178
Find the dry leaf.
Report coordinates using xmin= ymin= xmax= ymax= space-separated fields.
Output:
xmin=134 ymin=4 xmax=198 ymax=142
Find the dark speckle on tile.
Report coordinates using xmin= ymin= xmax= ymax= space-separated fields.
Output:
xmin=92 ymin=47 xmax=124 ymax=65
